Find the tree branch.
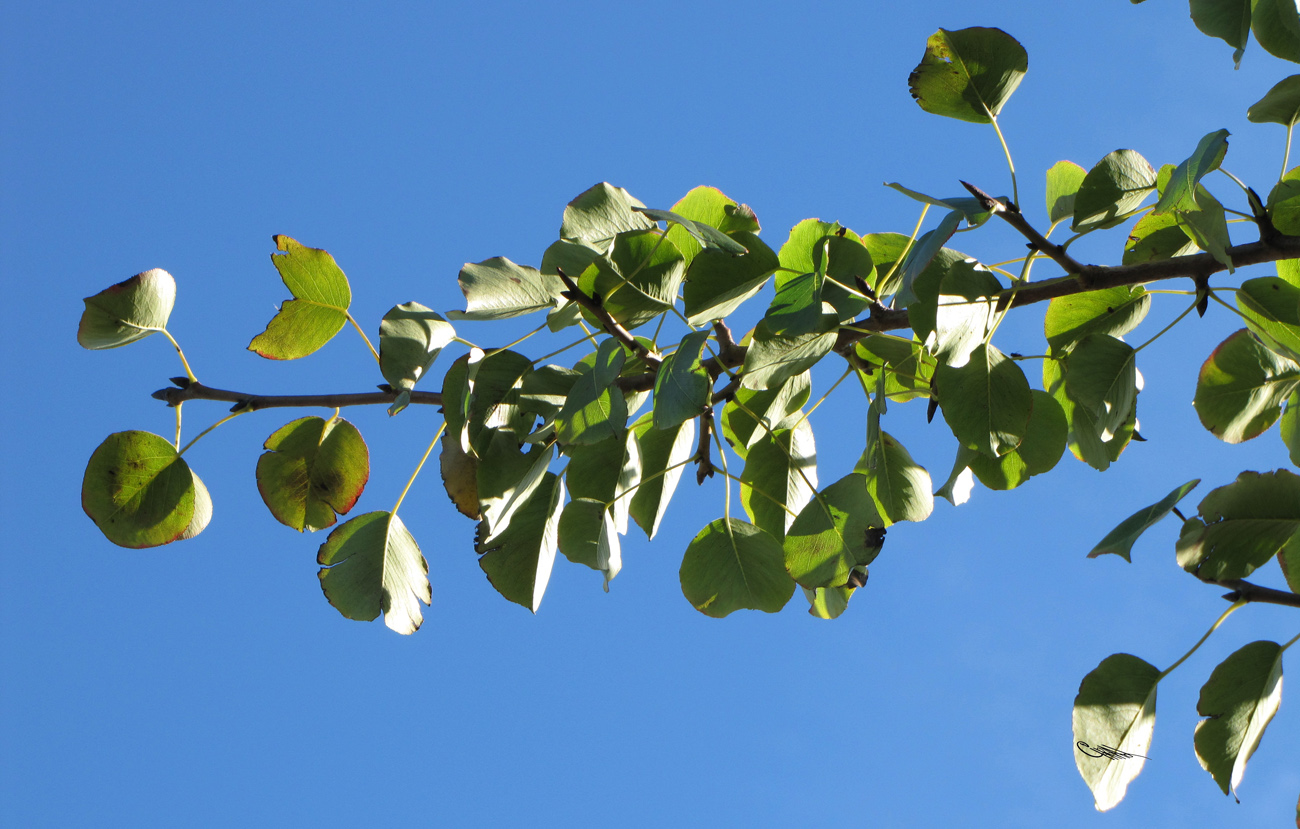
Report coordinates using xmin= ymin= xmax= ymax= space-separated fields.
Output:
xmin=153 ymin=379 xmax=443 ymax=412
xmin=1211 ymin=579 xmax=1300 ymax=609
xmin=960 ymin=180 xmax=1093 ymax=281
xmin=555 ymin=267 xmax=662 ymax=370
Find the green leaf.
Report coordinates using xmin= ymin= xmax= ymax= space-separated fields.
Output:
xmin=966 ymin=390 xmax=1068 ymax=490
xmin=557 ymin=497 xmax=605 ymax=570
xmin=1046 ymin=161 xmax=1088 ymax=224
xmin=248 ymin=235 xmax=352 ymax=360
xmin=480 ymin=442 xmax=555 ymax=544
xmin=653 ymin=330 xmax=711 ymax=429
xmin=895 ymin=212 xmax=965 ymax=306
xmin=1087 ymin=479 xmax=1200 ymax=561
xmin=765 ymin=268 xmax=829 ymax=337
xmin=629 ymin=414 xmax=695 ymax=540
xmin=802 ymin=585 xmax=857 ymax=620
xmin=439 ymin=429 xmax=480 ymax=519
xmin=1282 ymin=391 xmax=1300 ymax=466
xmin=1248 ymin=75 xmax=1300 ymax=127
xmin=907 ymin=27 xmax=1028 ymax=123
xmin=1238 ymin=277 xmax=1300 ymax=363
xmin=442 ymin=349 xmax=535 ymax=456
xmin=560 ymin=182 xmax=655 ymax=249
xmin=1195 ymin=640 xmax=1285 ymax=799
xmin=1073 ymin=653 xmax=1160 ymax=812
xmin=518 ymin=364 xmax=581 ymax=423
xmin=722 ymin=371 xmax=811 ymax=456
xmin=78 ymin=269 xmax=176 ymax=349
xmin=563 ymin=435 xmax=625 ymax=504
xmin=855 ymin=431 xmax=933 ymax=525
xmin=474 ymin=430 xmax=544 ymax=537
xmin=679 ymin=518 xmax=795 ymax=617
xmin=1064 ymin=334 xmax=1139 ymax=442
xmin=634 ymin=207 xmax=748 ymax=256
xmin=740 ymin=422 xmax=818 ymax=542
xmin=1194 ymin=329 xmax=1300 ymax=443
xmin=1153 ymin=130 xmax=1230 ymax=215
xmin=775 ymin=220 xmax=874 ymax=321
xmin=783 ymin=473 xmax=886 ymax=589
xmin=1176 ymin=186 xmax=1234 ymax=271
xmin=682 ymin=231 xmax=778 ymax=326
xmin=1044 ymin=355 xmax=1137 ymax=472
xmin=378 ymin=303 xmax=455 ymax=414
xmin=255 ymin=416 xmax=369 ymax=532
xmin=885 ymin=183 xmax=1000 ymax=226
xmin=936 ymin=343 xmax=1033 ymax=458
xmin=1175 ymin=469 xmax=1300 ymax=580
xmin=82 ymin=431 xmax=198 ymax=548
xmin=317 ymin=511 xmax=430 ymax=635
xmin=477 ymin=474 xmax=565 ymax=612
xmin=556 ymin=339 xmax=628 ymax=445
xmin=1123 ymin=211 xmax=1198 ymax=265
xmin=740 ymin=320 xmax=837 ymax=391
xmin=926 ymin=264 xmax=1002 ymax=368
xmin=1072 ymin=150 xmax=1157 ymax=232
xmin=660 ymin=186 xmax=760 ymax=265
xmin=448 ymin=257 xmax=564 ymax=321
xmin=1252 ymin=0 xmax=1300 ymax=63
xmin=1191 ymin=0 xmax=1251 ymax=66
xmin=1045 ymin=286 xmax=1151 ymax=354
xmin=1267 ymin=167 xmax=1300 ymax=236
xmin=861 ymin=232 xmax=913 ymax=298
xmin=577 ymin=229 xmax=686 ymax=330
xmin=853 ymin=335 xmax=936 ymax=403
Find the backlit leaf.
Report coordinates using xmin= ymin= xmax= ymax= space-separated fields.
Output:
xmin=936 ymin=343 xmax=1032 ymax=458
xmin=1122 ymin=212 xmax=1198 ymax=265
xmin=722 ymin=371 xmax=811 ymax=455
xmin=1045 ymin=286 xmax=1150 ymax=354
xmin=653 ymin=330 xmax=711 ymax=429
xmin=248 ymin=235 xmax=351 ymax=360
xmin=784 ymin=473 xmax=886 ymax=589
xmin=256 ymin=416 xmax=369 ymax=532
xmin=1087 ymin=479 xmax=1200 ymax=561
xmin=683 ymin=231 xmax=779 ymax=324
xmin=556 ymin=339 xmax=628 ymax=445
xmin=1153 ymin=130 xmax=1230 ymax=215
xmin=577 ymin=229 xmax=686 ymax=330
xmin=1046 ymin=160 xmax=1088 ymax=224
xmin=855 ymin=431 xmax=933 ymax=525
xmin=740 ymin=320 xmax=837 ymax=391
xmin=907 ymin=27 xmax=1028 ymax=123
xmin=680 ymin=518 xmax=795 ymax=617
xmin=82 ymin=431 xmax=197 ymax=548
xmin=1072 ymin=150 xmax=1157 ymax=232
xmin=1194 ymin=329 xmax=1300 ymax=443
xmin=966 ymin=390 xmax=1068 ymax=490
xmin=1248 ymin=75 xmax=1300 ymax=126
xmin=740 ymin=422 xmax=818 ymax=541
xmin=1251 ymin=0 xmax=1300 ymax=64
xmin=1237 ymin=277 xmax=1300 ymax=363
xmin=1065 ymin=334 xmax=1138 ymax=442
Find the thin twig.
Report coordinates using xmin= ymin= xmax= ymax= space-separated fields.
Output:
xmin=961 ymin=180 xmax=1092 ymax=281
xmin=555 ymin=267 xmax=662 ymax=370
xmin=153 ymin=379 xmax=443 ymax=412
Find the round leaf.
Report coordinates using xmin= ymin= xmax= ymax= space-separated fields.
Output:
xmin=1248 ymin=74 xmax=1300 ymax=125
xmin=82 ymin=430 xmax=196 ymax=548
xmin=907 ymin=27 xmax=1028 ymax=124
xmin=1194 ymin=329 xmax=1300 ymax=443
xmin=679 ymin=518 xmax=795 ymax=617
xmin=936 ymin=343 xmax=1032 ymax=458
xmin=256 ymin=416 xmax=369 ymax=532
xmin=1071 ymin=150 xmax=1157 ymax=232
xmin=1195 ymin=640 xmax=1285 ymax=799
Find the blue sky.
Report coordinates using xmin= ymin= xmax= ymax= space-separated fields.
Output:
xmin=3 ymin=1 xmax=1298 ymax=826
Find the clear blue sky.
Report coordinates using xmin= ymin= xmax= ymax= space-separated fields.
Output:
xmin=3 ymin=2 xmax=1298 ymax=826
